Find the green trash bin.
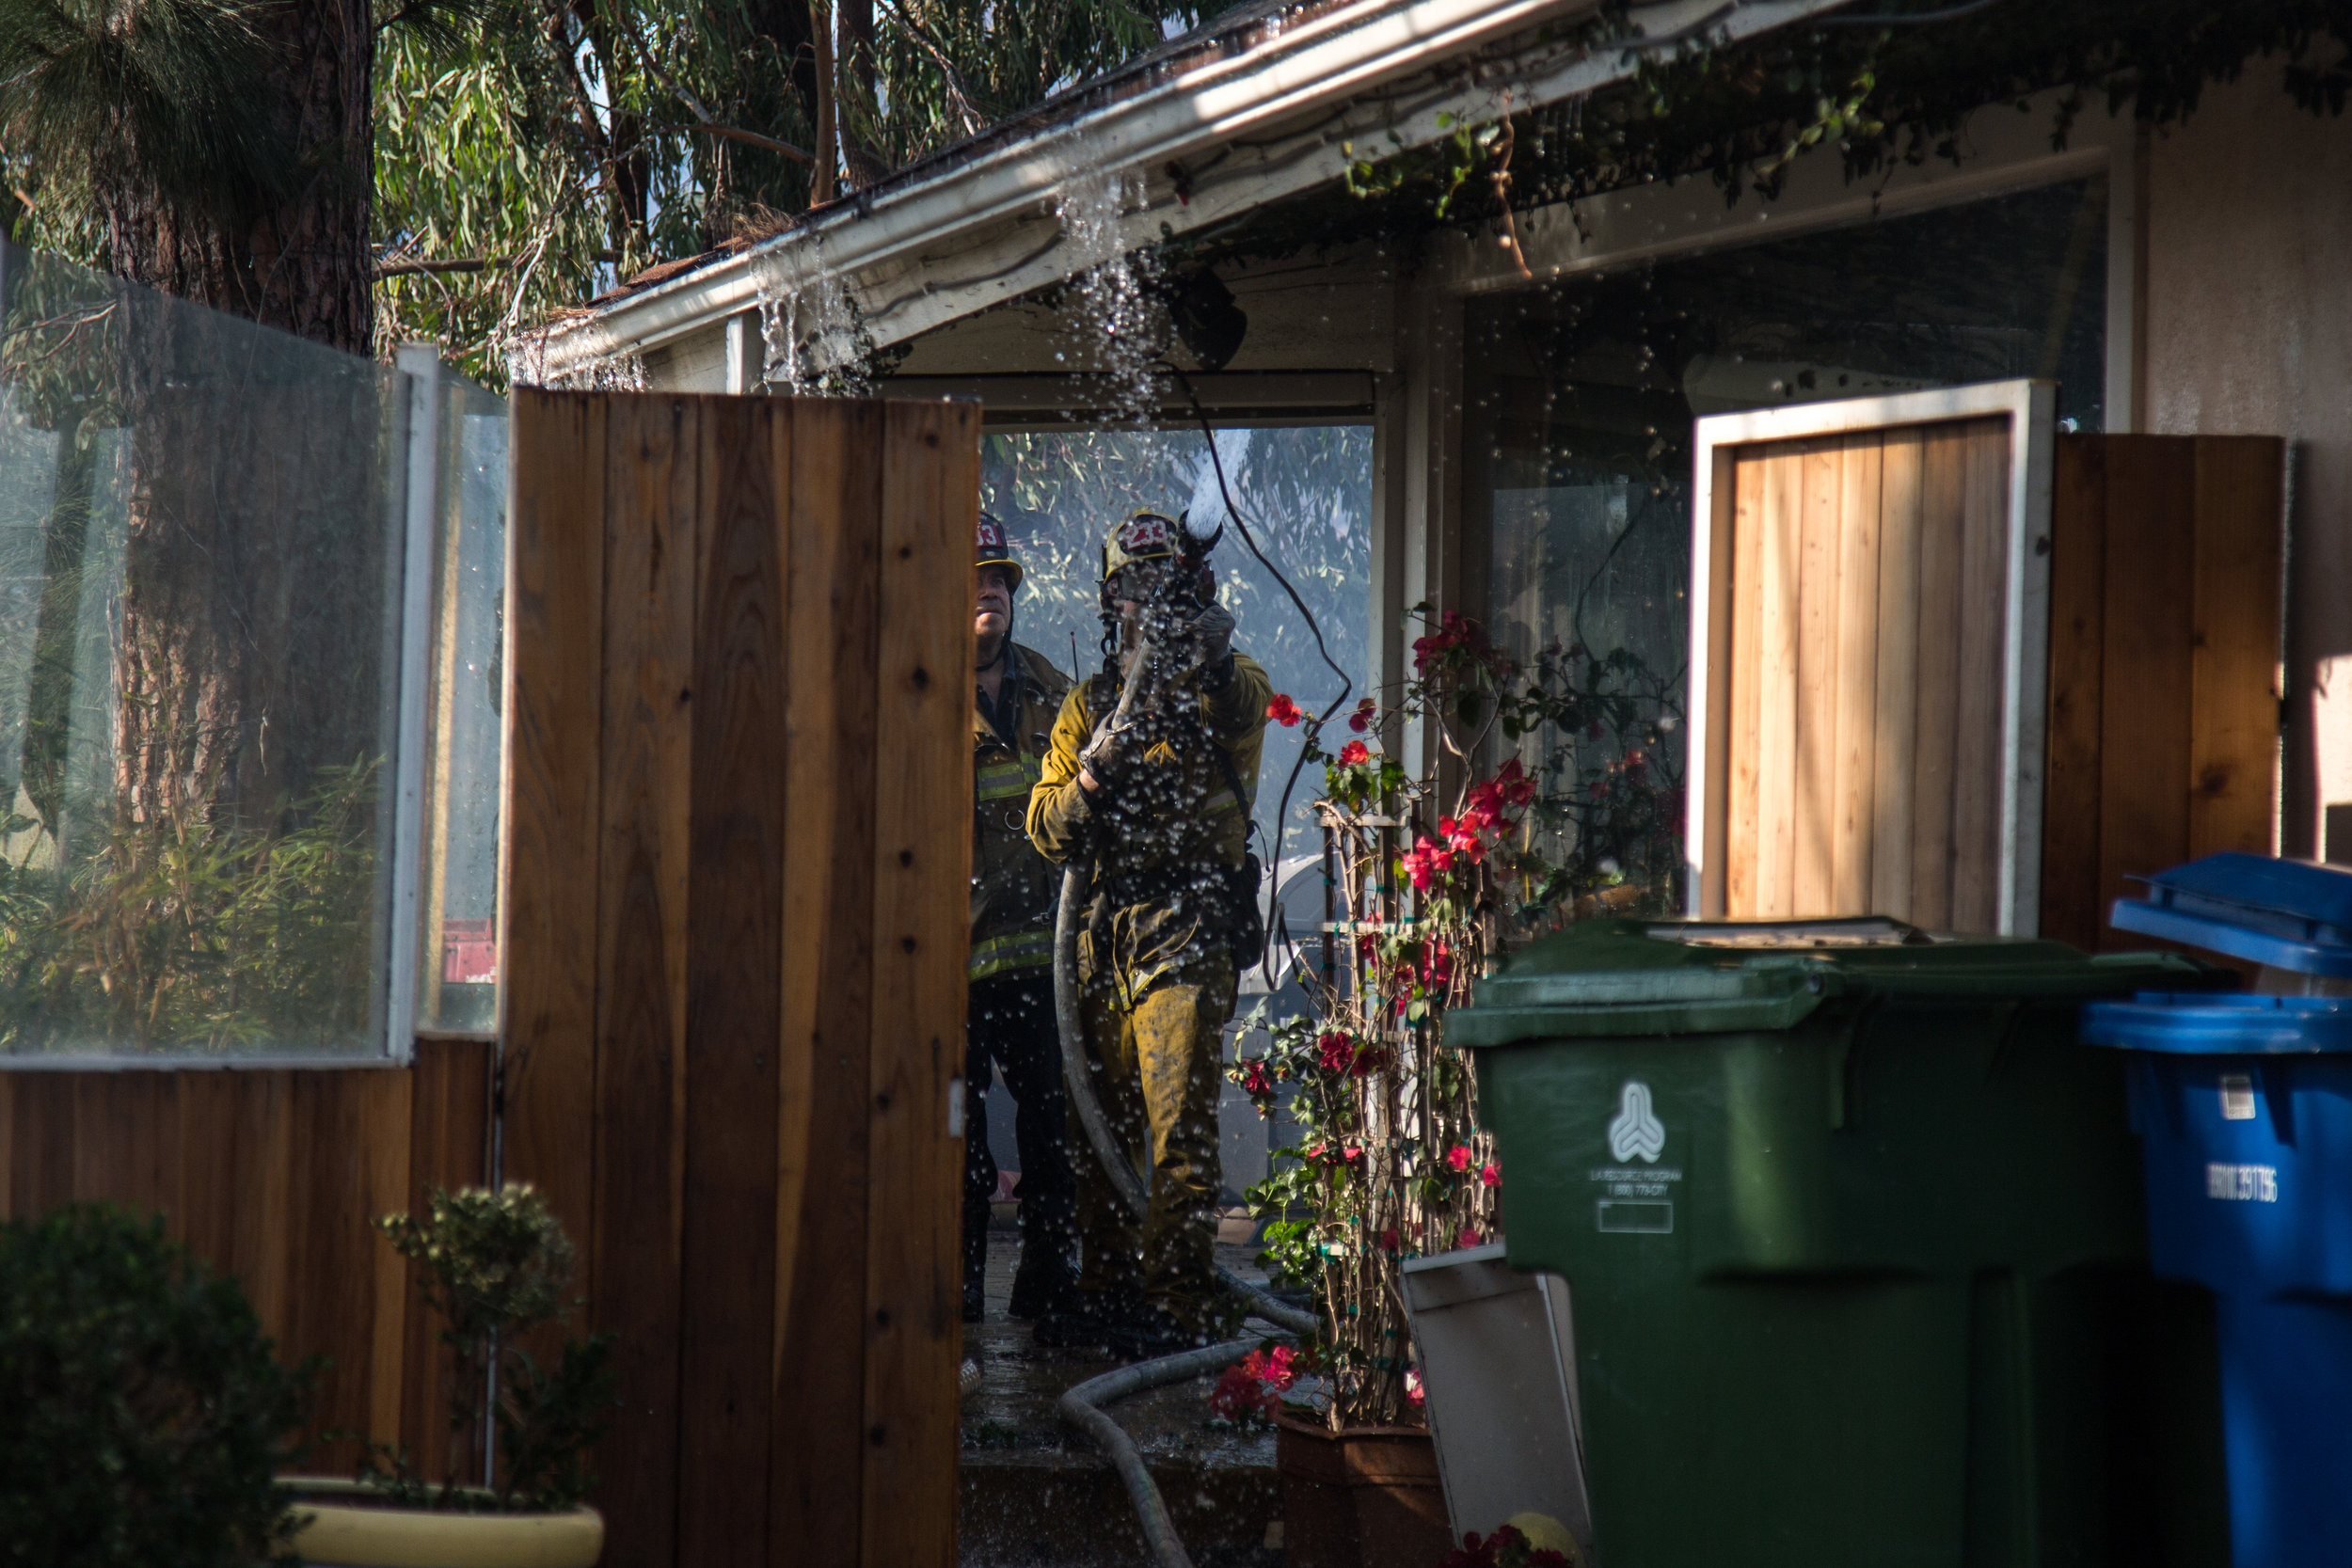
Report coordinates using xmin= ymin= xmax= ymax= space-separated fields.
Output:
xmin=1450 ymin=917 xmax=2231 ymax=1568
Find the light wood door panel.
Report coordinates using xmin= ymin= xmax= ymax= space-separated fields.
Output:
xmin=1691 ymin=381 xmax=2055 ymax=933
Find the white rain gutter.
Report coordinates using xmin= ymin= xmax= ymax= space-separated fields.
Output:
xmin=530 ymin=0 xmax=1853 ymax=381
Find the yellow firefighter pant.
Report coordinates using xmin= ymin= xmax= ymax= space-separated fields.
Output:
xmin=1069 ymin=950 xmax=1234 ymax=1329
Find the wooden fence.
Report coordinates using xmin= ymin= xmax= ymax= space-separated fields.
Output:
xmin=501 ymin=388 xmax=976 ymax=1568
xmin=0 ymin=1038 xmax=493 ymax=1481
xmin=1 ymin=388 xmax=977 ymax=1568
xmin=2041 ymin=434 xmax=2285 ymax=951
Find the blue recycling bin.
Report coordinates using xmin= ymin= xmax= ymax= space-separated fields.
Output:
xmin=2084 ymin=853 xmax=2352 ymax=1568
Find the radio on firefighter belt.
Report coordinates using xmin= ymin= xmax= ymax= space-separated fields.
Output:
xmin=1051 ymin=509 xmax=1264 ymax=1218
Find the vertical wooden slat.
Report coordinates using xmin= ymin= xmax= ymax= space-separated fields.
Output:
xmin=503 ymin=388 xmax=608 ymax=1258
xmin=287 ymin=1072 xmax=379 ymax=1474
xmin=2042 ymin=436 xmax=2109 ymax=952
xmin=1832 ymin=435 xmax=1883 ymax=914
xmin=771 ymin=401 xmax=883 ymax=1564
xmin=590 ymin=395 xmax=699 ymax=1568
xmin=364 ymin=1070 xmax=418 ymax=1452
xmin=1754 ymin=449 xmax=1803 ymax=917
xmin=1949 ymin=419 xmax=2012 ymax=932
xmin=1725 ymin=454 xmax=1767 ymax=917
xmin=2098 ymin=437 xmax=2198 ymax=947
xmin=234 ymin=1072 xmax=295 ymax=1344
xmin=405 ymin=1038 xmax=494 ymax=1484
xmin=2188 ymin=436 xmax=2285 ymax=859
xmin=174 ymin=1073 xmax=236 ymax=1265
xmin=676 ymin=397 xmax=788 ymax=1568
xmin=10 ymin=1075 xmax=70 ymax=1213
xmin=1700 ymin=447 xmax=1738 ymax=918
xmin=1793 ymin=440 xmax=1843 ymax=916
xmin=1863 ymin=430 xmax=1919 ymax=921
xmin=1909 ymin=425 xmax=1967 ymax=930
xmin=861 ymin=400 xmax=976 ymax=1568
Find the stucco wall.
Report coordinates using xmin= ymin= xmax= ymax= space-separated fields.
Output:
xmin=2143 ymin=55 xmax=2352 ymax=856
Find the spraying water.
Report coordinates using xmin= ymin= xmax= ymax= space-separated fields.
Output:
xmin=1183 ymin=428 xmax=1253 ymax=537
xmin=1056 ymin=166 xmax=1161 ymax=426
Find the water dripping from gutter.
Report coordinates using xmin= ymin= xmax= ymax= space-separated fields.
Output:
xmin=1057 ymin=166 xmax=1163 ymax=426
xmin=756 ymin=240 xmax=866 ymax=395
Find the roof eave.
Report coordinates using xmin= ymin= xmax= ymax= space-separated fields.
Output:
xmin=528 ymin=0 xmax=1852 ymax=381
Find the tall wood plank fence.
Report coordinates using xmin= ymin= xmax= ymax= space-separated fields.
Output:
xmin=501 ymin=389 xmax=976 ymax=1568
xmin=0 ymin=388 xmax=977 ymax=1568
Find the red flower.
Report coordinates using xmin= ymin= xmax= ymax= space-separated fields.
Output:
xmin=1422 ymin=942 xmax=1454 ymax=991
xmin=1241 ymin=1344 xmax=1298 ymax=1390
xmin=1241 ymin=1059 xmax=1275 ymax=1098
xmin=1378 ymin=1227 xmax=1399 ymax=1252
xmin=1480 ymin=1162 xmax=1500 ymax=1188
xmin=1445 ymin=1144 xmax=1473 ymax=1173
xmin=1406 ymin=1368 xmax=1426 ymax=1407
xmin=1317 ymin=1030 xmax=1353 ymax=1073
xmin=1402 ymin=835 xmax=1453 ymax=891
xmin=1210 ymin=1363 xmax=1279 ymax=1423
xmin=1266 ymin=693 xmax=1303 ymax=727
xmin=1496 ymin=756 xmax=1534 ymax=807
xmin=1347 ymin=698 xmax=1376 ymax=733
xmin=1458 ymin=1226 xmax=1482 ymax=1248
xmin=1338 ymin=739 xmax=1371 ymax=767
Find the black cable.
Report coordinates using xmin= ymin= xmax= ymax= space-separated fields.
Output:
xmin=1172 ymin=367 xmax=1352 ymax=990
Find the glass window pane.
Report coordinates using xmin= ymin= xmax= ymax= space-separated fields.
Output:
xmin=1466 ymin=179 xmax=2109 ymax=922
xmin=418 ymin=381 xmax=507 ymax=1034
xmin=0 ymin=242 xmax=498 ymax=1060
xmin=979 ymin=425 xmax=1372 ymax=863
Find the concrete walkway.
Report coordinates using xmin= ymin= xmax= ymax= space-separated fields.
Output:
xmin=960 ymin=1231 xmax=1286 ymax=1568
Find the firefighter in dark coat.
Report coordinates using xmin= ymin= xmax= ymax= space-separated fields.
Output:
xmin=963 ymin=515 xmax=1079 ymax=1323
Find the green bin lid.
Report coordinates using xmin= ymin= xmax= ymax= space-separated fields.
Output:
xmin=1450 ymin=917 xmax=2219 ymax=1047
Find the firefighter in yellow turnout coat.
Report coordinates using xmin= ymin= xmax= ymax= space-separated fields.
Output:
xmin=965 ymin=516 xmax=1077 ymax=1324
xmin=1025 ymin=510 xmax=1270 ymax=1357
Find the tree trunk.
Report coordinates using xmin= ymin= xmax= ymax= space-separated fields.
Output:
xmin=94 ymin=0 xmax=375 ymax=355
xmin=73 ymin=0 xmax=384 ymax=836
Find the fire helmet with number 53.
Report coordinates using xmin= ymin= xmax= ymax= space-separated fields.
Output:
xmin=977 ymin=512 xmax=1024 ymax=591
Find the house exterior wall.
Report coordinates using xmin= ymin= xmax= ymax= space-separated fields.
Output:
xmin=2142 ymin=55 xmax=2352 ymax=858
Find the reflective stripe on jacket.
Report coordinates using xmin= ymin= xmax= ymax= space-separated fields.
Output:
xmin=971 ymin=642 xmax=1073 ymax=981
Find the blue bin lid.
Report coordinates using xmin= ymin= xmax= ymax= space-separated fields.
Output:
xmin=2083 ymin=991 xmax=2352 ymax=1054
xmin=2109 ymin=852 xmax=2352 ymax=976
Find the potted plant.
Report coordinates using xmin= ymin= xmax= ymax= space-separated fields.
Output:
xmin=1239 ymin=607 xmax=1680 ymax=1568
xmin=0 ymin=1202 xmax=312 ymax=1567
xmin=284 ymin=1183 xmax=615 ymax=1568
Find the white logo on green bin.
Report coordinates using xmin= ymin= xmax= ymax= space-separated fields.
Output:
xmin=1608 ymin=1080 xmax=1665 ymax=1164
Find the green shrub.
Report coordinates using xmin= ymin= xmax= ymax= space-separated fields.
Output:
xmin=0 ymin=1204 xmax=310 ymax=1567
xmin=367 ymin=1184 xmax=616 ymax=1513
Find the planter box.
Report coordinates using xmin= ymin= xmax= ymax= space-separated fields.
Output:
xmin=283 ymin=1478 xmax=603 ymax=1568
xmin=1275 ymin=1417 xmax=1452 ymax=1568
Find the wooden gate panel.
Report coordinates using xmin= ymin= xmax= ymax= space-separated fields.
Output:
xmin=590 ymin=393 xmax=698 ymax=1568
xmin=2040 ymin=435 xmax=2284 ymax=952
xmin=770 ymin=400 xmax=884 ymax=1568
xmin=503 ymin=390 xmax=607 ymax=1273
xmin=1706 ymin=407 xmax=2021 ymax=928
xmin=503 ymin=389 xmax=975 ymax=1568
xmin=862 ymin=402 xmax=979 ymax=1568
